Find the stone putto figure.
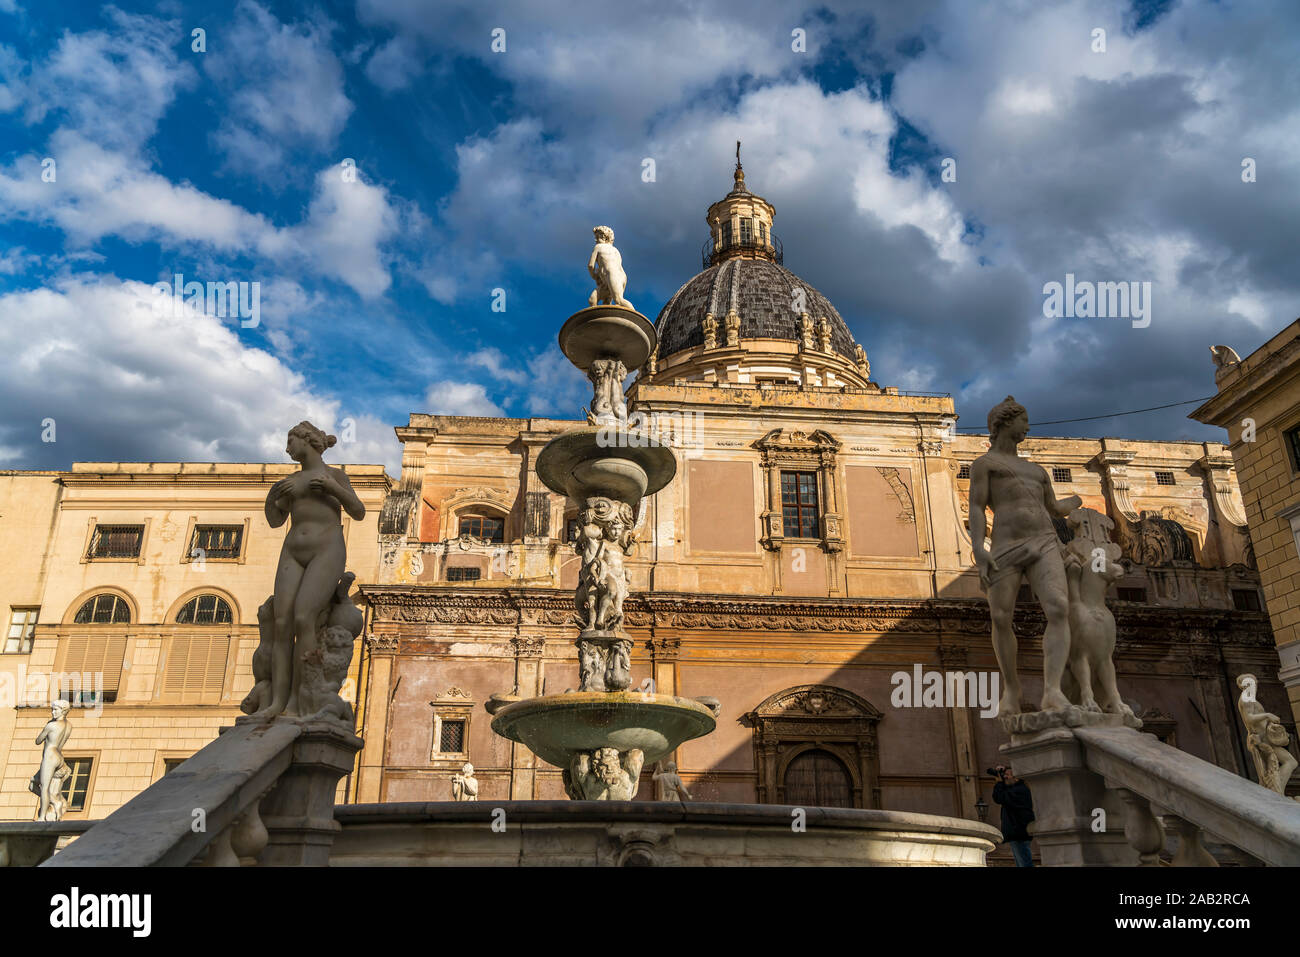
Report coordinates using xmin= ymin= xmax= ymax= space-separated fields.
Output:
xmin=1062 ymin=508 xmax=1137 ymax=723
xmin=451 ymin=762 xmax=479 ymax=801
xmin=1236 ymin=674 xmax=1298 ymax=796
xmin=574 ymin=497 xmax=634 ymax=634
xmin=853 ymin=343 xmax=870 ymax=378
xmin=29 ymin=699 xmax=72 ymax=821
xmin=565 ymin=747 xmax=644 ymax=800
xmin=248 ymin=421 xmax=366 ymax=721
xmin=295 ymin=572 xmax=364 ymax=724
xmin=588 ymin=226 xmax=633 ymax=310
xmin=653 ymin=760 xmax=692 ymax=802
xmin=586 ymin=357 xmax=628 ymax=424
xmin=969 ymin=396 xmax=1081 ymax=716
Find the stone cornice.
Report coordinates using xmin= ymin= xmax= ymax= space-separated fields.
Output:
xmin=356 ymin=585 xmax=1273 ymax=648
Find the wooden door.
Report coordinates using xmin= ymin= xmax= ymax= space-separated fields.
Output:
xmin=783 ymin=749 xmax=852 ymax=808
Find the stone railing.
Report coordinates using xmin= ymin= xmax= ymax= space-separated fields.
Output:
xmin=1003 ymin=720 xmax=1300 ymax=866
xmin=0 ymin=820 xmax=93 ymax=866
xmin=39 ymin=718 xmax=360 ymax=867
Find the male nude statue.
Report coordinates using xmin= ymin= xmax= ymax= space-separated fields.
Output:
xmin=969 ymin=396 xmax=1081 ymax=716
xmin=587 ymin=226 xmax=633 ymax=310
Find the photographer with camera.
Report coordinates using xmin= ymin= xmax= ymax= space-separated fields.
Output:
xmin=990 ymin=764 xmax=1035 ymax=867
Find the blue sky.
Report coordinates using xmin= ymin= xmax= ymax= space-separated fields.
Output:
xmin=0 ymin=0 xmax=1297 ymax=472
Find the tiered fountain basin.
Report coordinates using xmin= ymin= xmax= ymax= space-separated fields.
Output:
xmin=557 ymin=305 xmax=656 ymax=370
xmin=330 ymin=802 xmax=1003 ymax=866
xmin=490 ymin=692 xmax=716 ymax=768
xmin=534 ymin=427 xmax=675 ymax=506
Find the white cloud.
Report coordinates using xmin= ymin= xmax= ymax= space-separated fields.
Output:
xmin=424 ymin=381 xmax=505 ymax=417
xmin=205 ymin=1 xmax=353 ymax=178
xmin=365 ymin=34 xmax=423 ymax=92
xmin=0 ymin=275 xmax=398 ymax=472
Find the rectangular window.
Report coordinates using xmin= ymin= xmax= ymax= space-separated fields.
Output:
xmin=458 ymin=515 xmax=504 ymax=543
xmin=160 ymin=636 xmax=229 ymax=703
xmin=189 ymin=524 xmax=243 ymax=560
xmin=1155 ymin=471 xmax=1176 ymax=486
xmin=447 ymin=567 xmax=482 ymax=582
xmin=759 ymin=222 xmax=768 ymax=244
xmin=1286 ymin=425 xmax=1300 ymax=473
xmin=1232 ymin=588 xmax=1262 ymax=612
xmin=439 ymin=719 xmax=466 ymax=754
xmin=780 ymin=470 xmax=820 ymax=539
xmin=1117 ymin=587 xmax=1147 ymax=603
xmin=740 ymin=218 xmax=753 ymax=243
xmin=1051 ymin=467 xmax=1072 ymax=483
xmin=162 ymin=757 xmax=189 ymax=775
xmin=721 ymin=221 xmax=733 ymax=247
xmin=957 ymin=464 xmax=971 ymax=480
xmin=61 ymin=757 xmax=94 ymax=812
xmin=87 ymin=524 xmax=144 ymax=559
xmin=5 ymin=607 xmax=38 ymax=654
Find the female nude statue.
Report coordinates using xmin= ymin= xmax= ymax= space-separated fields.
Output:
xmin=258 ymin=421 xmax=365 ymax=718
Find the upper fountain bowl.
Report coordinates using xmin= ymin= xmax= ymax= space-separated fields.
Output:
xmin=558 ymin=305 xmax=656 ymax=372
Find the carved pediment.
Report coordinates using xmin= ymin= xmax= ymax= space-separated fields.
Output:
xmin=749 ymin=684 xmax=882 ymax=722
xmin=753 ymin=428 xmax=840 ymax=455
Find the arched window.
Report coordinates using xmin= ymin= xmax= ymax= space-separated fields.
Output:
xmin=175 ymin=594 xmax=233 ymax=625
xmin=459 ymin=513 xmax=504 ymax=543
xmin=73 ymin=594 xmax=131 ymax=624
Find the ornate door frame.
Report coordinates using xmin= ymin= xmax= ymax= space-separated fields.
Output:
xmin=745 ymin=684 xmax=883 ymax=808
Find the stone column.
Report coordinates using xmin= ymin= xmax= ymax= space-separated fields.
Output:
xmin=509 ymin=636 xmax=546 ymax=799
xmin=939 ymin=643 xmax=980 ymax=819
xmin=259 ymin=720 xmax=364 ymax=866
xmin=353 ymin=635 xmax=397 ymax=803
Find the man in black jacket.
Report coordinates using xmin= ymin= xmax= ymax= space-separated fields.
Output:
xmin=992 ymin=764 xmax=1035 ymax=867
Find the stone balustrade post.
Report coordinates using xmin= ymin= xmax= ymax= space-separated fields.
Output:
xmin=1000 ymin=727 xmax=1135 ymax=866
xmin=258 ymin=720 xmax=363 ymax=866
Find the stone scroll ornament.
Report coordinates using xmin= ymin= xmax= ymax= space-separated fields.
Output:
xmin=573 ymin=496 xmax=636 ymax=691
xmin=239 ymin=421 xmax=365 ymax=725
xmin=29 ymin=700 xmax=72 ymax=821
xmin=1236 ymin=674 xmax=1299 ymax=797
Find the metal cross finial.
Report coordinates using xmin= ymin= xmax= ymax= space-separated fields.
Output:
xmin=736 ymin=140 xmax=741 ymax=168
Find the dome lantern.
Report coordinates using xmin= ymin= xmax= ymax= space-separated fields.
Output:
xmin=703 ymin=142 xmax=781 ymax=269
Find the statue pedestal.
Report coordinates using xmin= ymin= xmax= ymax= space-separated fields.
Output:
xmin=999 ymin=725 xmax=1136 ymax=866
xmin=256 ymin=719 xmax=362 ymax=866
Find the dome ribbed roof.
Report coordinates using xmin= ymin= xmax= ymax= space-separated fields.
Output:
xmin=654 ymin=258 xmax=856 ymax=361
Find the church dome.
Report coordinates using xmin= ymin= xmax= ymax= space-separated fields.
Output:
xmin=641 ymin=148 xmax=872 ymax=390
xmin=655 ymin=258 xmax=858 ymax=362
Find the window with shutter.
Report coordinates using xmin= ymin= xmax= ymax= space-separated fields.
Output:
xmin=58 ymin=635 xmax=127 ymax=701
xmin=162 ymin=636 xmax=229 ymax=702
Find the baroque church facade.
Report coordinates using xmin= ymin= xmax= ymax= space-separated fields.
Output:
xmin=355 ymin=163 xmax=1281 ymax=815
xmin=0 ymin=163 xmax=1285 ymax=824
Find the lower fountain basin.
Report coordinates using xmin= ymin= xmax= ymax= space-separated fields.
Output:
xmin=331 ymin=802 xmax=1003 ymax=866
xmin=490 ymin=692 xmax=716 ymax=768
